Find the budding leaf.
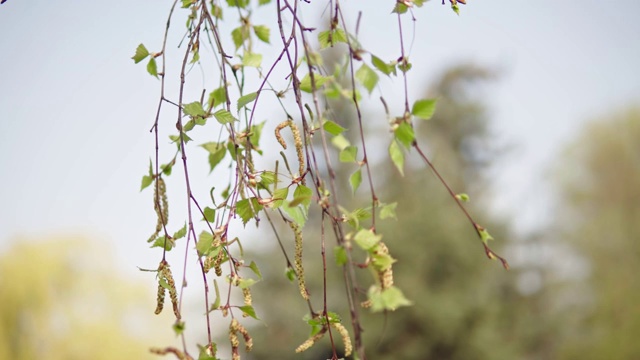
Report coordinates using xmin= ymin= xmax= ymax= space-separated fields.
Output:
xmin=412 ymin=99 xmax=437 ymax=120
xmin=132 ymin=44 xmax=149 ymax=64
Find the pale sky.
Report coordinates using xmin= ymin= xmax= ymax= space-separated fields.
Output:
xmin=1 ymin=0 xmax=639 ymax=277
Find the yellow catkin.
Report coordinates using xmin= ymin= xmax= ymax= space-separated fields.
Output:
xmin=288 ymin=119 xmax=305 ymax=184
xmin=148 ymin=176 xmax=168 ymax=243
xmin=374 ymin=242 xmax=394 ymax=290
xmin=331 ymin=323 xmax=352 ymax=357
xmin=203 ymin=256 xmax=214 ymax=273
xmin=235 ymin=320 xmax=253 ymax=351
xmin=229 ymin=319 xmax=241 ymax=360
xmin=154 ymin=261 xmax=166 ymax=315
xmin=160 ymin=263 xmax=180 ymax=320
xmin=295 ymin=330 xmax=326 ymax=353
xmin=149 ymin=346 xmax=192 ymax=360
xmin=289 ymin=222 xmax=309 ymax=300
xmin=242 ymin=288 xmax=252 ymax=309
xmin=274 ymin=120 xmax=289 ymax=149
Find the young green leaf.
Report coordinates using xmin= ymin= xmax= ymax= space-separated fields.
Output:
xmin=173 ymin=223 xmax=187 ymax=240
xmin=349 ymin=168 xmax=362 ymax=194
xmin=339 ymin=146 xmax=358 ymax=163
xmin=236 ymin=198 xmax=263 ymax=225
xmin=411 ymin=99 xmax=437 ymax=120
xmin=242 ymin=52 xmax=262 ymax=67
xmin=147 ymin=58 xmax=158 ymax=78
xmin=132 ymin=44 xmax=150 ymax=64
xmin=354 ymin=229 xmax=382 ymax=251
xmin=200 ymin=142 xmax=226 ymax=172
xmin=394 ymin=122 xmax=415 ymax=148
xmin=318 ymin=29 xmax=348 ymax=49
xmin=231 ymin=26 xmax=249 ymax=49
xmin=380 ymin=202 xmax=398 ymax=220
xmin=389 ymin=140 xmax=405 ymax=176
xmin=331 ymin=134 xmax=351 ymax=151
xmin=208 ymin=87 xmax=227 ymax=109
xmin=140 ymin=175 xmax=153 ymax=191
xmin=285 ymin=267 xmax=296 ymax=282
xmin=455 ymin=193 xmax=470 ymax=202
xmin=213 ymin=109 xmax=237 ymax=124
xmin=299 ymin=73 xmax=330 ymax=93
xmin=369 ymin=286 xmax=412 ymax=312
xmin=272 ymin=187 xmax=289 ymax=209
xmin=355 ymin=63 xmax=379 ymax=94
xmin=196 ymin=231 xmax=214 ymax=256
xmin=237 ymin=92 xmax=258 ymax=112
xmin=323 ymin=120 xmax=346 ymax=136
xmin=184 ymin=101 xmax=206 ymax=117
xmin=249 ymin=261 xmax=263 ymax=279
xmin=334 ymin=246 xmax=348 ymax=266
xmin=203 ymin=207 xmax=216 ymax=222
xmin=477 ymin=226 xmax=494 ymax=245
xmin=290 ymin=185 xmax=312 ymax=209
xmin=371 ymin=54 xmax=394 ymax=76
xmin=226 ymin=0 xmax=249 ymax=8
xmin=238 ymin=305 xmax=259 ymax=320
xmin=253 ymin=25 xmax=270 ymax=43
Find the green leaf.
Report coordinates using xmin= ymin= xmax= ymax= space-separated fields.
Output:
xmin=478 ymin=226 xmax=494 ymax=245
xmin=354 ymin=229 xmax=382 ymax=251
xmin=208 ymin=87 xmax=227 ymax=109
xmin=349 ymin=168 xmax=362 ymax=194
xmin=249 ymin=121 xmax=266 ymax=150
xmin=456 ymin=193 xmax=470 ymax=202
xmin=285 ymin=267 xmax=296 ymax=282
xmin=147 ymin=58 xmax=158 ymax=78
xmin=394 ymin=122 xmax=415 ymax=148
xmin=173 ymin=223 xmax=187 ymax=240
xmin=323 ymin=120 xmax=346 ymax=136
xmin=151 ymin=236 xmax=175 ymax=251
xmin=258 ymin=0 xmax=271 ymax=4
xmin=242 ymin=52 xmax=262 ymax=67
xmin=237 ymin=278 xmax=257 ymax=289
xmin=331 ymin=134 xmax=351 ymax=151
xmin=272 ymin=187 xmax=288 ymax=209
xmin=237 ymin=92 xmax=258 ymax=112
xmin=184 ymin=101 xmax=206 ymax=117
xmin=203 ymin=207 xmax=216 ymax=222
xmin=173 ymin=321 xmax=186 ymax=335
xmin=253 ymin=25 xmax=270 ymax=43
xmin=259 ymin=171 xmax=276 ymax=188
xmin=411 ymin=99 xmax=437 ymax=120
xmin=290 ymin=185 xmax=312 ymax=209
xmin=317 ymin=29 xmax=348 ymax=49
xmin=371 ymin=54 xmax=393 ymax=76
xmin=389 ymin=140 xmax=404 ymax=176
xmin=238 ymin=305 xmax=259 ymax=319
xmin=452 ymin=3 xmax=460 ymax=15
xmin=197 ymin=231 xmax=214 ymax=256
xmin=355 ymin=63 xmax=379 ymax=94
xmin=392 ymin=3 xmax=409 ymax=14
xmin=371 ymin=250 xmax=396 ymax=270
xmin=132 ymin=44 xmax=149 ymax=64
xmin=213 ymin=109 xmax=237 ymax=124
xmin=334 ymin=246 xmax=348 ymax=266
xmin=369 ymin=285 xmax=412 ymax=312
xmin=380 ymin=202 xmax=398 ymax=220
xmin=283 ymin=203 xmax=307 ymax=226
xmin=226 ymin=0 xmax=249 ymax=8
xmin=140 ymin=175 xmax=153 ymax=191
xmin=339 ymin=146 xmax=358 ymax=163
xmin=231 ymin=26 xmax=249 ymax=49
xmin=249 ymin=261 xmax=263 ymax=279
xmin=344 ymin=207 xmax=371 ymax=229
xmin=236 ymin=198 xmax=263 ymax=225
xmin=299 ymin=73 xmax=330 ymax=93
xmin=200 ymin=142 xmax=226 ymax=172
xmin=398 ymin=60 xmax=412 ymax=73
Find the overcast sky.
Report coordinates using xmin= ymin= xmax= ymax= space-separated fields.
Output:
xmin=1 ymin=1 xmax=639 ymax=276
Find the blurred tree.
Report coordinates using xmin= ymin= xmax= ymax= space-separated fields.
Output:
xmin=245 ymin=64 xmax=547 ymax=359
xmin=0 ymin=236 xmax=172 ymax=360
xmin=553 ymin=108 xmax=640 ymax=359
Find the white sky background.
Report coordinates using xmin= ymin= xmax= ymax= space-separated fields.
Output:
xmin=1 ymin=0 xmax=639 ymax=297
